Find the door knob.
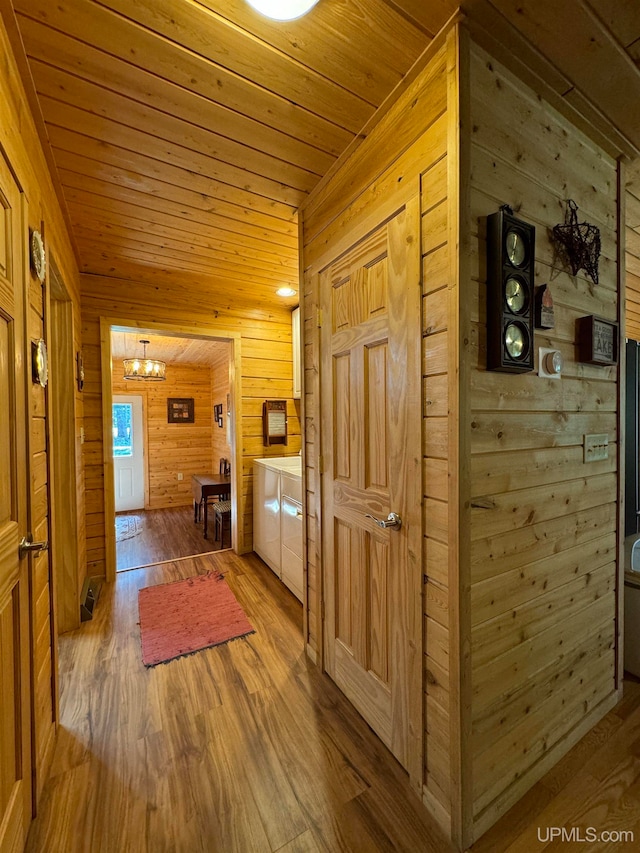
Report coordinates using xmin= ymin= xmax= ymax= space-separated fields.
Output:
xmin=19 ymin=536 xmax=49 ymax=559
xmin=365 ymin=512 xmax=402 ymax=530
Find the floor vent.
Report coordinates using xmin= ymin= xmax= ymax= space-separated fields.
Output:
xmin=80 ymin=577 xmax=103 ymax=622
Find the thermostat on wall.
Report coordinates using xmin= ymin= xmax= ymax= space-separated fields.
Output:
xmin=538 ymin=347 xmax=563 ymax=379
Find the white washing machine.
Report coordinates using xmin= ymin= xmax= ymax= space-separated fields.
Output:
xmin=253 ymin=456 xmax=303 ymax=601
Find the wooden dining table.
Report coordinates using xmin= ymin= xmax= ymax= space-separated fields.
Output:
xmin=191 ymin=473 xmax=231 ymax=539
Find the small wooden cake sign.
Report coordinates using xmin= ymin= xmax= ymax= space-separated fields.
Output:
xmin=577 ymin=315 xmax=618 ymax=365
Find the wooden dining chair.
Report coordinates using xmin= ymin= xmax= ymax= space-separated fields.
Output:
xmin=213 ymin=499 xmax=231 ymax=547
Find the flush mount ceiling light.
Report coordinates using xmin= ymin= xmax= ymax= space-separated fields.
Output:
xmin=123 ymin=339 xmax=166 ymax=381
xmin=276 ymin=286 xmax=297 ymax=297
xmin=246 ymin=0 xmax=320 ymax=21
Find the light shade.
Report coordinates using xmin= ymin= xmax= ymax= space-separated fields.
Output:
xmin=123 ymin=339 xmax=166 ymax=381
xmin=277 ymin=286 xmax=297 ymax=297
xmin=245 ymin=0 xmax=319 ymax=21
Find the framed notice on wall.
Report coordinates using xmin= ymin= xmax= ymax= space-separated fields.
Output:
xmin=577 ymin=315 xmax=618 ymax=365
xmin=167 ymin=397 xmax=195 ymax=423
xmin=262 ymin=399 xmax=288 ymax=446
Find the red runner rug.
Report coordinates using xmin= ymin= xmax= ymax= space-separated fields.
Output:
xmin=138 ymin=571 xmax=254 ymax=666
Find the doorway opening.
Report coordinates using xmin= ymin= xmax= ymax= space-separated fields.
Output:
xmin=102 ymin=322 xmax=240 ymax=579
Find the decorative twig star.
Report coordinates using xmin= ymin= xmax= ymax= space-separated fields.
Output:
xmin=552 ymin=199 xmax=601 ymax=284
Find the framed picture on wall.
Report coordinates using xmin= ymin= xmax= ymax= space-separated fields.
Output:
xmin=214 ymin=403 xmax=223 ymax=427
xmin=167 ymin=397 xmax=194 ymax=423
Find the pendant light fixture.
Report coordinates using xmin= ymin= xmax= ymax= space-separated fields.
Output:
xmin=245 ymin=0 xmax=320 ymax=21
xmin=123 ymin=339 xmax=166 ymax=381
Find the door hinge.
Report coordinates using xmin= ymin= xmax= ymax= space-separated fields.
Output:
xmin=316 ymin=307 xmax=323 ymax=328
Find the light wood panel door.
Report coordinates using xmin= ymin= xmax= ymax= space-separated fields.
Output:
xmin=320 ymin=198 xmax=422 ymax=778
xmin=0 ymin=152 xmax=31 ymax=852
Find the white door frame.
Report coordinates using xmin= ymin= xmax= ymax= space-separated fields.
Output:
xmin=101 ymin=318 xmax=243 ymax=583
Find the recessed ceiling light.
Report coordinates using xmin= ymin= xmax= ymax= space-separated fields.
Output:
xmin=276 ymin=286 xmax=297 ymax=297
xmin=246 ymin=0 xmax=320 ymax=22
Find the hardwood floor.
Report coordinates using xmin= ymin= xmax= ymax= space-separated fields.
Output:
xmin=25 ymin=546 xmax=640 ymax=851
xmin=26 ymin=551 xmax=452 ymax=853
xmin=470 ymin=675 xmax=640 ymax=852
xmin=116 ymin=505 xmax=225 ymax=571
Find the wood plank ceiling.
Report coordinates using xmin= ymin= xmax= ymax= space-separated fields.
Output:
xmin=111 ymin=329 xmax=228 ymax=366
xmin=8 ymin=0 xmax=640 ymax=313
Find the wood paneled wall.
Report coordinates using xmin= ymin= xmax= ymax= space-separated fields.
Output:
xmin=210 ymin=343 xmax=232 ymax=473
xmin=0 ymin=4 xmax=82 ymax=806
xmin=112 ymin=360 xmax=214 ymax=509
xmin=81 ymin=276 xmax=300 ymax=576
xmin=467 ymin=43 xmax=621 ymax=840
xmin=422 ymin=95 xmax=453 ymax=828
xmin=301 ymin=28 xmax=455 ymax=832
xmin=302 ymin=21 xmax=624 ymax=849
xmin=626 ymin=163 xmax=640 ymax=340
xmin=28 ymin=263 xmax=57 ymax=798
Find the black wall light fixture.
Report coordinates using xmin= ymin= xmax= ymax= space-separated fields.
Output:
xmin=486 ymin=205 xmax=535 ymax=373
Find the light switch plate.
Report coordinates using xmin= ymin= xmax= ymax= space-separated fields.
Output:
xmin=584 ymin=433 xmax=609 ymax=462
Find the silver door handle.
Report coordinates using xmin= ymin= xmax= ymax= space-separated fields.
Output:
xmin=365 ymin=512 xmax=402 ymax=530
xmin=19 ymin=536 xmax=49 ymax=559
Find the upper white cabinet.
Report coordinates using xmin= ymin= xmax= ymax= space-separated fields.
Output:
xmin=292 ymin=306 xmax=301 ymax=399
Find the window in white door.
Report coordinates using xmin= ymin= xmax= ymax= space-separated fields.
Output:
xmin=113 ymin=402 xmax=133 ymax=457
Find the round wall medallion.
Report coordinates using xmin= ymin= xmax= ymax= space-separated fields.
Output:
xmin=30 ymin=229 xmax=46 ymax=283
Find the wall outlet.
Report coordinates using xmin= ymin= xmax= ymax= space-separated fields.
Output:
xmin=177 ymin=472 xmax=183 ymax=481
xmin=584 ymin=434 xmax=609 ymax=463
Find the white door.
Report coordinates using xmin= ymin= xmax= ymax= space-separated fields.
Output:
xmin=113 ymin=395 xmax=145 ymax=511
